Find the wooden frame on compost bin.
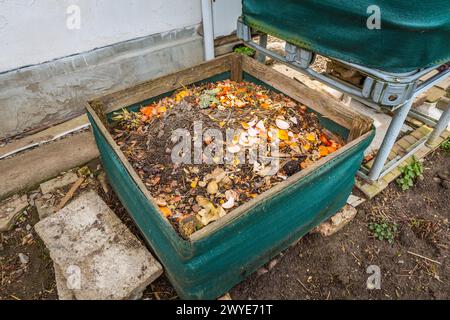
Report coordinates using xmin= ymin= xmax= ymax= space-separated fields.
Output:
xmin=86 ymin=53 xmax=373 ymax=242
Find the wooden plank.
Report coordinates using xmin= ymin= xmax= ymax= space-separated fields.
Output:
xmin=418 ymin=125 xmax=433 ymax=136
xmin=415 ymin=145 xmax=432 ymax=159
xmin=358 ymin=179 xmax=388 ymax=199
xmin=54 ymin=177 xmax=85 ymax=212
xmin=93 ymin=54 xmax=233 ymax=115
xmin=241 ymin=55 xmax=373 ymax=140
xmin=410 ymin=129 xmax=425 ymax=140
xmin=348 ymin=117 xmax=373 ymax=142
xmin=403 ymin=135 xmax=418 ymax=145
xmin=397 ymin=138 xmax=412 ymax=150
xmin=230 ymin=54 xmax=243 ymax=83
xmin=392 ymin=144 xmax=405 ymax=155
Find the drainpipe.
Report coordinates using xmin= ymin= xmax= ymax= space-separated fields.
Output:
xmin=201 ymin=0 xmax=215 ymax=61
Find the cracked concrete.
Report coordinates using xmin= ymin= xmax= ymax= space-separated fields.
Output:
xmin=0 ymin=130 xmax=99 ymax=200
xmin=35 ymin=191 xmax=163 ymax=300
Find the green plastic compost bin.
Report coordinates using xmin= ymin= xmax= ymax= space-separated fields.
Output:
xmin=86 ymin=54 xmax=374 ymax=299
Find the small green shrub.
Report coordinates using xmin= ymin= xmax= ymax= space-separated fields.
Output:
xmin=396 ymin=156 xmax=423 ymax=191
xmin=234 ymin=46 xmax=256 ymax=57
xmin=369 ymin=220 xmax=398 ymax=243
xmin=441 ymin=136 xmax=450 ymax=152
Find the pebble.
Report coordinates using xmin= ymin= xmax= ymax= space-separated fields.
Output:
xmin=26 ymin=224 xmax=32 ymax=231
xmin=0 ymin=243 xmax=4 ymax=251
xmin=256 ymin=267 xmax=269 ymax=277
xmin=268 ymin=259 xmax=278 ymax=270
xmin=18 ymin=253 xmax=30 ymax=265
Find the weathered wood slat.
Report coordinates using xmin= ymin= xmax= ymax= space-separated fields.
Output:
xmin=230 ymin=54 xmax=243 ymax=83
xmin=93 ymin=55 xmax=233 ymax=114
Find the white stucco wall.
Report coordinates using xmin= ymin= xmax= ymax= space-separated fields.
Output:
xmin=212 ymin=0 xmax=242 ymax=38
xmin=0 ymin=0 xmax=202 ymax=72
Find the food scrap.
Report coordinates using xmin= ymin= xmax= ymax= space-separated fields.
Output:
xmin=111 ymin=80 xmax=344 ymax=238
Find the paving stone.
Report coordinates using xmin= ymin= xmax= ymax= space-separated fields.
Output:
xmin=40 ymin=172 xmax=78 ymax=194
xmin=54 ymin=263 xmax=76 ymax=300
xmin=0 ymin=194 xmax=28 ymax=232
xmin=412 ymin=92 xmax=427 ymax=108
xmin=312 ymin=205 xmax=357 ymax=237
xmin=397 ymin=138 xmax=412 ymax=151
xmin=425 ymin=87 xmax=446 ymax=103
xmin=35 ymin=197 xmax=55 ymax=220
xmin=358 ymin=179 xmax=388 ymax=199
xmin=436 ymin=97 xmax=450 ymax=111
xmin=346 ymin=194 xmax=366 ymax=207
xmin=34 ymin=191 xmax=163 ymax=300
xmin=435 ymin=76 xmax=450 ymax=91
xmin=411 ymin=129 xmax=426 ymax=140
xmin=418 ymin=125 xmax=433 ymax=136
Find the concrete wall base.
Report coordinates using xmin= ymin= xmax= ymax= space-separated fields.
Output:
xmin=0 ymin=26 xmax=204 ymax=140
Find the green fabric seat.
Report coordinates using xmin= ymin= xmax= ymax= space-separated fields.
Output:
xmin=243 ymin=0 xmax=450 ymax=73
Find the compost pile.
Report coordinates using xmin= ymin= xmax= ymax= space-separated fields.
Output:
xmin=111 ymin=80 xmax=344 ymax=238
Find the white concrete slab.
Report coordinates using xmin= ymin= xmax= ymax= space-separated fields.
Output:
xmin=35 ymin=191 xmax=163 ymax=300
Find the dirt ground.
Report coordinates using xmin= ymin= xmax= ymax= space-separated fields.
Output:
xmin=232 ymin=149 xmax=449 ymax=300
xmin=1 ymin=147 xmax=448 ymax=300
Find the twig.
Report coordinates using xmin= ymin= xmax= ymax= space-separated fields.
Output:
xmin=407 ymin=251 xmax=442 ymax=265
xmin=54 ymin=177 xmax=85 ymax=212
xmin=296 ymin=278 xmax=312 ymax=294
xmin=350 ymin=252 xmax=362 ymax=265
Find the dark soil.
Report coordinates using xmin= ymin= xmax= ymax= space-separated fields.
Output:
xmin=231 ymin=149 xmax=449 ymax=300
xmin=0 ymin=207 xmax=57 ymax=300
xmin=1 ymin=150 xmax=448 ymax=300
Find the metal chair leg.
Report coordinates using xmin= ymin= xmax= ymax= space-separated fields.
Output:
xmin=257 ymin=34 xmax=268 ymax=63
xmin=426 ymin=103 xmax=450 ymax=147
xmin=368 ymin=99 xmax=414 ymax=181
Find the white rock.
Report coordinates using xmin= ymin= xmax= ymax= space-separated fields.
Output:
xmin=18 ymin=253 xmax=29 ymax=265
xmin=312 ymin=205 xmax=358 ymax=237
